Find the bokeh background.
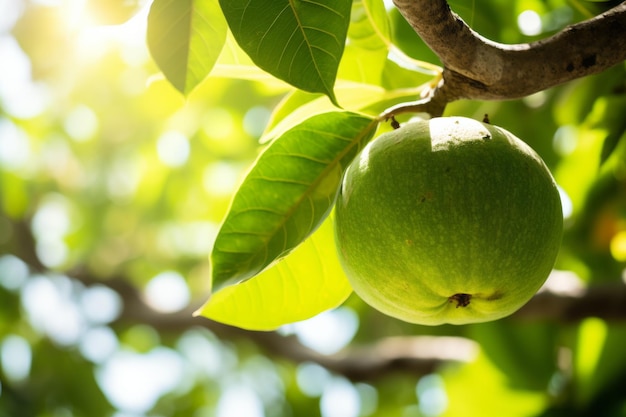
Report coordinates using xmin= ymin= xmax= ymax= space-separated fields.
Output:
xmin=1 ymin=0 xmax=626 ymax=416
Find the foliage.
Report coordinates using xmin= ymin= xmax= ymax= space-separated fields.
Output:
xmin=0 ymin=0 xmax=626 ymax=417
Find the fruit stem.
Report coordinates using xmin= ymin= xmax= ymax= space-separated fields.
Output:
xmin=449 ymin=293 xmax=471 ymax=308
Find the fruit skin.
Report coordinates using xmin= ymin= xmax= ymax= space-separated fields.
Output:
xmin=334 ymin=116 xmax=563 ymax=325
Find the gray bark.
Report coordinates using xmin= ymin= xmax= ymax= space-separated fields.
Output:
xmin=384 ymin=1 xmax=626 ymax=117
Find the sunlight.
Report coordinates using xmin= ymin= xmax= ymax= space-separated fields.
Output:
xmin=540 ymin=270 xmax=585 ymax=297
xmin=297 ymin=362 xmax=332 ymax=397
xmin=357 ymin=383 xmax=378 ymax=415
xmin=176 ymin=330 xmax=236 ymax=378
xmin=1 ymin=335 xmax=32 ymax=383
xmin=21 ymin=274 xmax=85 ymax=346
xmin=416 ymin=374 xmax=448 ymax=417
xmin=610 ymin=230 xmax=626 ymax=262
xmin=557 ymin=185 xmax=573 ymax=220
xmin=31 ymin=193 xmax=74 ymax=268
xmin=203 ymin=162 xmax=241 ymax=196
xmin=49 ymin=0 xmax=142 ymax=35
xmin=79 ymin=326 xmax=119 ymax=363
xmin=80 ymin=285 xmax=123 ymax=324
xmin=64 ymin=105 xmax=99 ymax=142
xmin=158 ymin=221 xmax=218 ymax=257
xmin=144 ymin=271 xmax=190 ymax=313
xmin=216 ymin=385 xmax=265 ymax=417
xmin=31 ymin=194 xmax=72 ymax=240
xmin=39 ymin=0 xmax=152 ymax=67
xmin=157 ymin=131 xmax=190 ymax=168
xmin=320 ymin=377 xmax=360 ymax=417
xmin=107 ymin=153 xmax=142 ymax=201
xmin=552 ymin=125 xmax=578 ymax=156
xmin=0 ymin=0 xmax=23 ymax=32
xmin=0 ymin=255 xmax=29 ymax=292
xmin=0 ymin=36 xmax=50 ymax=118
xmin=243 ymin=106 xmax=271 ymax=137
xmin=290 ymin=307 xmax=359 ymax=355
xmin=357 ymin=141 xmax=371 ymax=173
xmin=518 ymin=10 xmax=542 ymax=36
xmin=575 ymin=318 xmax=607 ymax=387
xmin=57 ymin=0 xmax=94 ymax=31
xmin=97 ymin=347 xmax=185 ymax=413
xmin=241 ymin=356 xmax=286 ymax=410
xmin=203 ymin=108 xmax=236 ymax=140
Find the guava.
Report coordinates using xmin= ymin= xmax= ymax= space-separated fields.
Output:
xmin=334 ymin=116 xmax=563 ymax=325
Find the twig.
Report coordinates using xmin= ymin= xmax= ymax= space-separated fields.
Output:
xmin=9 ymin=220 xmax=626 ymax=380
xmin=85 ymin=272 xmax=626 ymax=381
xmin=392 ymin=1 xmax=626 ymax=102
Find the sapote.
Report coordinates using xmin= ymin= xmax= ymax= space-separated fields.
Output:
xmin=334 ymin=116 xmax=563 ymax=325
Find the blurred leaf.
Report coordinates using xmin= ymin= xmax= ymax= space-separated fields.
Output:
xmin=86 ymin=0 xmax=143 ymax=25
xmin=210 ymin=34 xmax=290 ymax=85
xmin=594 ymin=95 xmax=626 ymax=166
xmin=338 ymin=45 xmax=386 ymax=85
xmin=29 ymin=340 xmax=114 ymax=416
xmin=345 ymin=0 xmax=440 ymax=87
xmin=0 ymin=172 xmax=29 ymax=219
xmin=361 ymin=0 xmax=392 ymax=46
xmin=197 ymin=216 xmax=351 ymax=330
xmin=600 ymin=130 xmax=626 ymax=167
xmin=147 ymin=0 xmax=227 ymax=95
xmin=389 ymin=7 xmax=441 ymax=66
xmin=554 ymin=126 xmax=604 ymax=215
xmin=349 ymin=0 xmax=389 ymax=51
xmin=554 ymin=66 xmax=626 ymax=126
xmin=210 ymin=111 xmax=377 ymax=289
xmin=468 ymin=320 xmax=558 ymax=390
xmin=573 ymin=319 xmax=626 ymax=408
xmin=339 ymin=0 xmax=389 ymax=84
xmin=573 ymin=317 xmax=607 ymax=406
xmin=379 ymin=57 xmax=435 ymax=92
xmin=441 ymin=349 xmax=547 ymax=417
xmin=219 ymin=0 xmax=352 ymax=105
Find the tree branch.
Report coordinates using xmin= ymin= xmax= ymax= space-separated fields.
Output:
xmin=89 ymin=272 xmax=626 ymax=381
xmin=9 ymin=220 xmax=626 ymax=381
xmin=387 ymin=0 xmax=626 ymax=116
xmin=515 ymin=281 xmax=626 ymax=322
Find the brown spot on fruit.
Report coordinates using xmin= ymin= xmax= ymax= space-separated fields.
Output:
xmin=417 ymin=191 xmax=433 ymax=203
xmin=449 ymin=293 xmax=471 ymax=308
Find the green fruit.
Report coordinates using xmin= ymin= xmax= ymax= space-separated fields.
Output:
xmin=334 ymin=116 xmax=563 ymax=325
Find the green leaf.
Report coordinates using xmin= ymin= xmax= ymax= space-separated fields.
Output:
xmin=337 ymin=0 xmax=392 ymax=84
xmin=147 ymin=0 xmax=227 ymax=95
xmin=349 ymin=0 xmax=391 ymax=51
xmin=262 ymin=82 xmax=385 ymax=143
xmin=197 ymin=216 xmax=351 ymax=330
xmin=219 ymin=0 xmax=352 ymax=105
xmin=211 ymin=111 xmax=377 ymax=289
xmin=262 ymin=80 xmax=426 ymax=144
xmin=210 ymin=34 xmax=282 ymax=83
